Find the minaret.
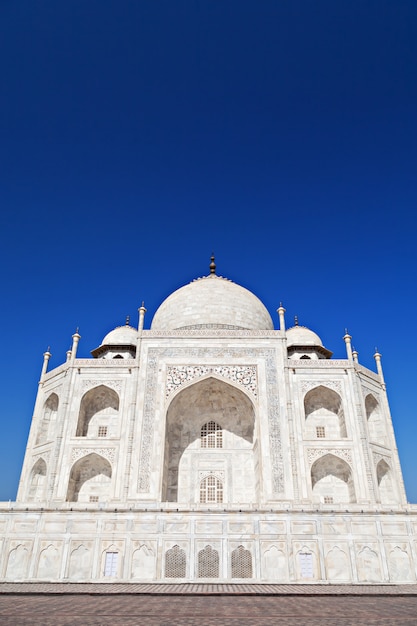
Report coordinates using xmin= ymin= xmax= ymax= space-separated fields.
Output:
xmin=374 ymin=348 xmax=385 ymax=389
xmin=343 ymin=330 xmax=353 ymax=361
xmin=277 ymin=303 xmax=286 ymax=332
xmin=70 ymin=329 xmax=81 ymax=361
xmin=40 ymin=348 xmax=52 ymax=379
xmin=138 ymin=302 xmax=147 ymax=332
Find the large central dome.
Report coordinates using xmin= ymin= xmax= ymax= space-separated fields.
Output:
xmin=151 ymin=273 xmax=274 ymax=331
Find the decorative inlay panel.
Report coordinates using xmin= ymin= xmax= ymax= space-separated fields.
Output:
xmin=362 ymin=386 xmax=379 ymax=401
xmin=33 ymin=451 xmax=50 ymax=463
xmin=198 ymin=470 xmax=225 ymax=481
xmin=81 ymin=379 xmax=122 ymax=393
xmin=373 ymin=452 xmax=391 ymax=468
xmin=166 ymin=365 xmax=258 ymax=398
xmin=300 ymin=380 xmax=342 ymax=395
xmin=71 ymin=448 xmax=116 ymax=463
xmin=307 ymin=448 xmax=352 ymax=466
xmin=138 ymin=347 xmax=283 ymax=495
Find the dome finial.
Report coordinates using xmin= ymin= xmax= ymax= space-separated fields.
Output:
xmin=125 ymin=315 xmax=130 ymax=326
xmin=209 ymin=253 xmax=216 ymax=275
xmin=294 ymin=315 xmax=299 ymax=326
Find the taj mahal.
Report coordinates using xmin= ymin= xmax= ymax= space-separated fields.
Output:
xmin=2 ymin=258 xmax=417 ymax=583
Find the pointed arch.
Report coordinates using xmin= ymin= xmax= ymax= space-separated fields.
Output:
xmin=231 ymin=545 xmax=252 ymax=578
xmin=262 ymin=545 xmax=288 ymax=581
xmin=198 ymin=545 xmax=219 ymax=578
xmin=201 ymin=420 xmax=223 ymax=448
xmin=76 ymin=385 xmax=119 ymax=437
xmin=27 ymin=457 xmax=47 ymax=502
xmin=200 ymin=474 xmax=223 ymax=503
xmin=325 ymin=546 xmax=350 ymax=581
xmin=162 ymin=376 xmax=257 ymax=504
xmin=37 ymin=544 xmax=60 ymax=579
xmin=311 ymin=453 xmax=356 ymax=503
xmin=66 ymin=453 xmax=112 ymax=502
xmin=68 ymin=545 xmax=91 ymax=580
xmin=365 ymin=394 xmax=386 ymax=444
xmin=6 ymin=545 xmax=29 ymax=580
xmin=131 ymin=544 xmax=156 ymax=580
xmin=304 ymin=386 xmax=347 ymax=438
xmin=165 ymin=545 xmax=186 ymax=578
xmin=36 ymin=392 xmax=59 ymax=444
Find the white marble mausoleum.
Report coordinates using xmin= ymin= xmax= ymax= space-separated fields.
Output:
xmin=2 ymin=259 xmax=417 ymax=583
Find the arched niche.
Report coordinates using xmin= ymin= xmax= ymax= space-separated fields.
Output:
xmin=76 ymin=385 xmax=119 ymax=437
xmin=311 ymin=453 xmax=356 ymax=503
xmin=377 ymin=458 xmax=397 ymax=504
xmin=161 ymin=376 xmax=257 ymax=504
xmin=304 ymin=386 xmax=347 ymax=439
xmin=365 ymin=394 xmax=386 ymax=445
xmin=36 ymin=393 xmax=59 ymax=444
xmin=27 ymin=458 xmax=47 ymax=502
xmin=66 ymin=453 xmax=112 ymax=502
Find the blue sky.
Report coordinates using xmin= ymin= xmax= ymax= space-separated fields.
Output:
xmin=1 ymin=1 xmax=417 ymax=501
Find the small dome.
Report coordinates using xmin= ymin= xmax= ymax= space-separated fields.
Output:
xmin=151 ymin=274 xmax=274 ymax=331
xmin=286 ymin=326 xmax=323 ymax=348
xmin=286 ymin=325 xmax=332 ymax=359
xmin=102 ymin=325 xmax=138 ymax=346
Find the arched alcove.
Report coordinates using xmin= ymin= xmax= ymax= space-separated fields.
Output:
xmin=304 ymin=386 xmax=347 ymax=439
xmin=66 ymin=453 xmax=112 ymax=502
xmin=311 ymin=453 xmax=356 ymax=503
xmin=365 ymin=394 xmax=386 ymax=445
xmin=76 ymin=385 xmax=119 ymax=437
xmin=161 ymin=376 xmax=257 ymax=504
xmin=36 ymin=393 xmax=59 ymax=444
xmin=27 ymin=458 xmax=47 ymax=502
xmin=377 ymin=459 xmax=397 ymax=504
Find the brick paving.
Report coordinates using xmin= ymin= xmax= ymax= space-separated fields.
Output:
xmin=1 ymin=584 xmax=417 ymax=625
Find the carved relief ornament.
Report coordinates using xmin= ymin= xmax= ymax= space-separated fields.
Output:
xmin=166 ymin=365 xmax=258 ymax=398
xmin=307 ymin=448 xmax=352 ymax=466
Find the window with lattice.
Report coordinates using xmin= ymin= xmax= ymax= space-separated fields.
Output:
xmin=165 ymin=545 xmax=186 ymax=578
xmin=200 ymin=475 xmax=223 ymax=503
xmin=324 ymin=496 xmax=333 ymax=504
xmin=198 ymin=545 xmax=219 ymax=578
xmin=231 ymin=545 xmax=252 ymax=578
xmin=316 ymin=426 xmax=325 ymax=438
xmin=98 ymin=426 xmax=108 ymax=438
xmin=201 ymin=421 xmax=222 ymax=448
xmin=104 ymin=552 xmax=118 ymax=577
xmin=89 ymin=495 xmax=99 ymax=503
xmin=299 ymin=552 xmax=314 ymax=578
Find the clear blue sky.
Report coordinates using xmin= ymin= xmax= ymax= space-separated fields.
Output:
xmin=1 ymin=1 xmax=417 ymax=501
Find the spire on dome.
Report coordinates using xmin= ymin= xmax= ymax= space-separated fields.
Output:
xmin=209 ymin=254 xmax=216 ymax=275
xmin=125 ymin=315 xmax=130 ymax=326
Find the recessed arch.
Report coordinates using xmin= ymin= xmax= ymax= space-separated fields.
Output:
xmin=76 ymin=385 xmax=119 ymax=437
xmin=28 ymin=458 xmax=47 ymax=501
xmin=311 ymin=453 xmax=356 ymax=503
xmin=162 ymin=376 xmax=257 ymax=504
xmin=377 ymin=458 xmax=397 ymax=504
xmin=365 ymin=394 xmax=386 ymax=444
xmin=66 ymin=453 xmax=112 ymax=502
xmin=36 ymin=393 xmax=59 ymax=444
xmin=304 ymin=386 xmax=347 ymax=438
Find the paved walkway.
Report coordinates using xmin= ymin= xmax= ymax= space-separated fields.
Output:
xmin=1 ymin=583 xmax=417 ymax=625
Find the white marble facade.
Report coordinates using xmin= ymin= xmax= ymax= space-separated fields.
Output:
xmin=2 ymin=266 xmax=417 ymax=583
